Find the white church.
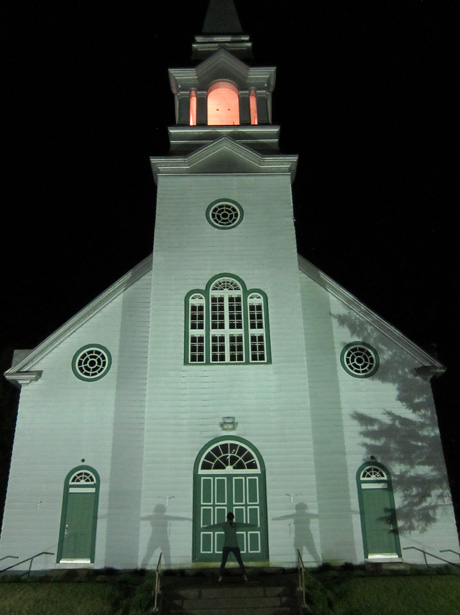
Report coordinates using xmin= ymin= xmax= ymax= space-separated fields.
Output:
xmin=1 ymin=0 xmax=458 ymax=571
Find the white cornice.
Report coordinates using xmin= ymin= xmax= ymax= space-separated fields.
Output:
xmin=150 ymin=137 xmax=297 ymax=183
xmin=168 ymin=126 xmax=280 ymax=152
xmin=7 ymin=371 xmax=43 ymax=387
xmin=169 ymin=49 xmax=276 ymax=91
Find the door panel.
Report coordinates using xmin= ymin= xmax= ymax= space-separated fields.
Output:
xmin=362 ymin=487 xmax=399 ymax=556
xmin=195 ymin=474 xmax=266 ymax=560
xmin=61 ymin=492 xmax=96 ymax=560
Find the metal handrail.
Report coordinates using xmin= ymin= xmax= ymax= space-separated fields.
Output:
xmin=296 ymin=549 xmax=312 ymax=612
xmin=440 ymin=549 xmax=460 ymax=558
xmin=151 ymin=552 xmax=163 ymax=613
xmin=0 ymin=551 xmax=54 ymax=578
xmin=403 ymin=547 xmax=460 ymax=569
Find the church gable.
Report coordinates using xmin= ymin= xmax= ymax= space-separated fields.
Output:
xmin=5 ymin=256 xmax=152 ymax=387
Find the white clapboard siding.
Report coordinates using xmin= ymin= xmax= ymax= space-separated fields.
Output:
xmin=2 ymin=162 xmax=458 ymax=570
xmin=299 ymin=266 xmax=459 ymax=564
xmin=0 ymin=272 xmax=152 ymax=568
xmin=140 ymin=173 xmax=319 ymax=567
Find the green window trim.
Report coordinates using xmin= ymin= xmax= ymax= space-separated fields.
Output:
xmin=185 ymin=273 xmax=271 ymax=365
xmin=340 ymin=341 xmax=379 ymax=378
xmin=194 ymin=436 xmax=267 ymax=476
xmin=72 ymin=344 xmax=112 ymax=382
xmin=206 ymin=199 xmax=244 ymax=230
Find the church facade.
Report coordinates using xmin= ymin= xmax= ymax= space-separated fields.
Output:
xmin=1 ymin=1 xmax=458 ymax=571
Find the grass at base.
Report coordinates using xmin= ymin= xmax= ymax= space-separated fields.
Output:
xmin=314 ymin=574 xmax=460 ymax=615
xmin=0 ymin=582 xmax=134 ymax=615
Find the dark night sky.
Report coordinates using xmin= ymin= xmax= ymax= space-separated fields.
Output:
xmin=2 ymin=1 xmax=460 ymax=514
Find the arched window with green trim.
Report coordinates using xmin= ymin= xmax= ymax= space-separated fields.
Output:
xmin=185 ymin=274 xmax=271 ymax=365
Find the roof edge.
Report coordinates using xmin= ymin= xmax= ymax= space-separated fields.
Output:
xmin=297 ymin=254 xmax=445 ymax=373
xmin=4 ymin=254 xmax=153 ymax=384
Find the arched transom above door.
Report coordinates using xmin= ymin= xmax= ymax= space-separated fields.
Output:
xmin=199 ymin=441 xmax=260 ymax=472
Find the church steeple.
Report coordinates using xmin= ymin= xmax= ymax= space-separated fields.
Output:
xmin=192 ymin=0 xmax=252 ymax=60
xmin=202 ymin=0 xmax=243 ymax=34
xmin=167 ymin=0 xmax=278 ymax=153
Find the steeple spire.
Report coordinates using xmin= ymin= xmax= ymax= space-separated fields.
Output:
xmin=192 ymin=0 xmax=252 ymax=60
xmin=202 ymin=0 xmax=243 ymax=34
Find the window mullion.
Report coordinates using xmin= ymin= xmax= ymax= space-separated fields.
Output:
xmin=224 ymin=294 xmax=230 ymax=361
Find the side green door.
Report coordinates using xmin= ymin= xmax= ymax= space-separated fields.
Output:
xmin=357 ymin=464 xmax=401 ymax=559
xmin=57 ymin=467 xmax=99 ymax=563
xmin=193 ymin=438 xmax=269 ymax=562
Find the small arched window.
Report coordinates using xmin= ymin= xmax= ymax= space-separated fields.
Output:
xmin=207 ymin=82 xmax=240 ymax=126
xmin=189 ymin=293 xmax=205 ymax=363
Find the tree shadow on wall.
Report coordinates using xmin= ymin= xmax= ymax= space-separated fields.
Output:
xmin=334 ymin=310 xmax=453 ymax=534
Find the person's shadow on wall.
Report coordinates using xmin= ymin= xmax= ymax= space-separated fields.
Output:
xmin=273 ymin=502 xmax=321 ymax=564
xmin=141 ymin=504 xmax=191 ymax=567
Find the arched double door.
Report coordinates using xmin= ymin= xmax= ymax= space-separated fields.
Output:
xmin=193 ymin=437 xmax=269 ymax=562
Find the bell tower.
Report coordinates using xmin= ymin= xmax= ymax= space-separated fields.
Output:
xmin=165 ymin=0 xmax=280 ymax=153
xmin=143 ymin=0 xmax=321 ymax=566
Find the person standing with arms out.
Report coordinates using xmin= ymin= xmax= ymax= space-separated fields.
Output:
xmin=205 ymin=512 xmax=257 ymax=582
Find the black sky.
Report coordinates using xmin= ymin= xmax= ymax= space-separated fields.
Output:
xmin=2 ymin=1 xmax=460 ymax=515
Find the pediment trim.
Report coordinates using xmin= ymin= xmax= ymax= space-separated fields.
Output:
xmin=169 ymin=49 xmax=276 ymax=91
xmin=150 ymin=137 xmax=297 ymax=182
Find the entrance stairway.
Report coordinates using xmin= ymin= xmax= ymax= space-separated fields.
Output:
xmin=158 ymin=568 xmax=302 ymax=615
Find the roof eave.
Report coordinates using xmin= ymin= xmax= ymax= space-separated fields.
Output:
xmin=4 ymin=255 xmax=153 ymax=381
xmin=298 ymin=254 xmax=445 ymax=374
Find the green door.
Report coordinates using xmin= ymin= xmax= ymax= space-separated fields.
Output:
xmin=193 ymin=438 xmax=269 ymax=562
xmin=57 ymin=467 xmax=99 ymax=563
xmin=358 ymin=464 xmax=401 ymax=559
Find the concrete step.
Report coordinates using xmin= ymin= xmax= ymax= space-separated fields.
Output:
xmin=159 ymin=570 xmax=301 ymax=614
xmin=163 ymin=609 xmax=294 ymax=615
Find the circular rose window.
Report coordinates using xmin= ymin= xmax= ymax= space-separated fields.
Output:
xmin=340 ymin=342 xmax=379 ymax=378
xmin=206 ymin=199 xmax=243 ymax=229
xmin=72 ymin=345 xmax=112 ymax=381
